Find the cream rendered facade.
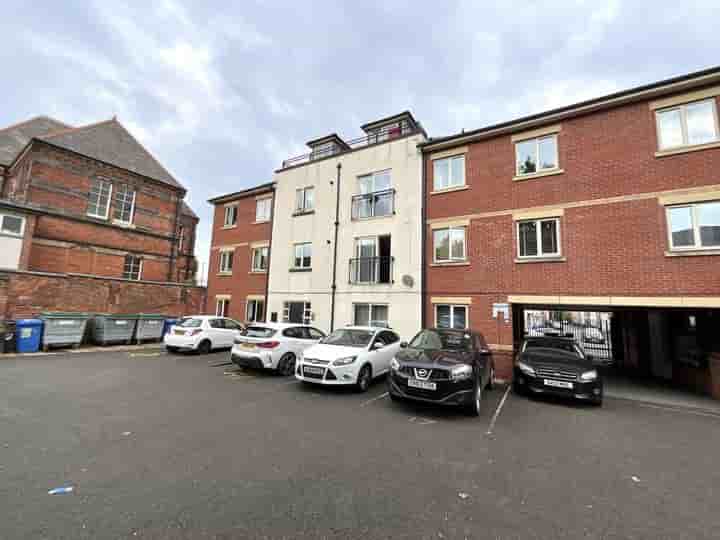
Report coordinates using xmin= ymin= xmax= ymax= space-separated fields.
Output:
xmin=267 ymin=126 xmax=426 ymax=340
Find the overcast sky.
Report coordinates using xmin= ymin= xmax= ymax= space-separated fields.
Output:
xmin=2 ymin=0 xmax=718 ymax=281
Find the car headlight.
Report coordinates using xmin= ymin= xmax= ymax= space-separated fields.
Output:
xmin=580 ymin=369 xmax=598 ymax=381
xmin=333 ymin=356 xmax=357 ymax=366
xmin=390 ymin=357 xmax=400 ymax=371
xmin=450 ymin=365 xmax=473 ymax=382
xmin=517 ymin=361 xmax=536 ymax=376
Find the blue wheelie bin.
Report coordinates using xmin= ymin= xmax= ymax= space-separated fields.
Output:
xmin=163 ymin=318 xmax=179 ymax=338
xmin=16 ymin=319 xmax=43 ymax=353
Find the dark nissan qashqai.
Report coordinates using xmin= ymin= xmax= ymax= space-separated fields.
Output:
xmin=388 ymin=328 xmax=494 ymax=416
xmin=513 ymin=335 xmax=603 ymax=406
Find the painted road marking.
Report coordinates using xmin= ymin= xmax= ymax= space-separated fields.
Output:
xmin=360 ymin=392 xmax=389 ymax=407
xmin=408 ymin=416 xmax=436 ymax=426
xmin=486 ymin=385 xmax=511 ymax=435
xmin=628 ymin=401 xmax=720 ymax=420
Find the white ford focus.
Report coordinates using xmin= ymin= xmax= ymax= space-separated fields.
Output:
xmin=295 ymin=326 xmax=402 ymax=392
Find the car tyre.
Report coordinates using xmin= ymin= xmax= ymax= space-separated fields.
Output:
xmin=356 ymin=365 xmax=372 ymax=393
xmin=486 ymin=364 xmax=495 ymax=390
xmin=466 ymin=383 xmax=481 ymax=416
xmin=513 ymin=381 xmax=525 ymax=396
xmin=197 ymin=340 xmax=211 ymax=355
xmin=166 ymin=346 xmax=178 ymax=354
xmin=278 ymin=353 xmax=296 ymax=376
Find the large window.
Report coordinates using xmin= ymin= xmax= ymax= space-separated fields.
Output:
xmin=123 ymin=255 xmax=142 ymax=281
xmin=246 ymin=298 xmax=265 ymax=322
xmin=219 ymin=250 xmax=234 ymax=273
xmin=251 ymin=246 xmax=269 ymax=271
xmin=353 ymin=170 xmax=393 ymax=218
xmin=0 ymin=214 xmax=24 ymax=236
xmin=435 ymin=305 xmax=468 ymax=330
xmin=87 ymin=179 xmax=112 ymax=219
xmin=295 ymin=187 xmax=314 ymax=213
xmin=113 ymin=184 xmax=136 ymax=224
xmin=293 ymin=243 xmax=312 ymax=269
xmin=224 ymin=205 xmax=238 ymax=227
xmin=433 ymin=227 xmax=466 ymax=263
xmin=216 ymin=298 xmax=230 ymax=317
xmin=282 ymin=301 xmax=312 ymax=324
xmin=656 ymin=99 xmax=719 ymax=151
xmin=256 ymin=197 xmax=272 ymax=222
xmin=517 ymin=218 xmax=560 ymax=258
xmin=433 ymin=155 xmax=465 ymax=191
xmin=353 ymin=303 xmax=389 ymax=327
xmin=515 ymin=135 xmax=558 ymax=176
xmin=667 ymin=202 xmax=720 ymax=250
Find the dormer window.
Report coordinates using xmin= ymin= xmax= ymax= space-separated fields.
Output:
xmin=361 ymin=111 xmax=419 ymax=144
xmin=306 ymin=134 xmax=350 ymax=161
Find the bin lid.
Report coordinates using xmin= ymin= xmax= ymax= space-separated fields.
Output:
xmin=136 ymin=314 xmax=168 ymax=320
xmin=40 ymin=312 xmax=91 ymax=319
xmin=16 ymin=318 xmax=43 ymax=326
xmin=91 ymin=313 xmax=140 ymax=320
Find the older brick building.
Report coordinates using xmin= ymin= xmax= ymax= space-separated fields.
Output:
xmin=0 ymin=115 xmax=203 ymax=318
xmin=421 ymin=67 xmax=720 ymax=396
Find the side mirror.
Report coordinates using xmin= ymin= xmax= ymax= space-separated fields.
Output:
xmin=400 ymin=341 xmax=408 ymax=348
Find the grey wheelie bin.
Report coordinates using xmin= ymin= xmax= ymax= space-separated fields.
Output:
xmin=39 ymin=312 xmax=91 ymax=351
xmin=90 ymin=314 xmax=138 ymax=346
xmin=134 ymin=314 xmax=167 ymax=343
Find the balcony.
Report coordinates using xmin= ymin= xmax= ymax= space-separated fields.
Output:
xmin=349 ymin=256 xmax=394 ymax=284
xmin=351 ymin=188 xmax=395 ymax=220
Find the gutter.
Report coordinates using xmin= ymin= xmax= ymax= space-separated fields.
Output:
xmin=329 ymin=163 xmax=342 ymax=331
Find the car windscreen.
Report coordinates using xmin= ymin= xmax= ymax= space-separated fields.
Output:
xmin=524 ymin=338 xmax=578 ymax=355
xmin=241 ymin=326 xmax=277 ymax=338
xmin=409 ymin=330 xmax=473 ymax=352
xmin=320 ymin=329 xmax=374 ymax=347
xmin=178 ymin=318 xmax=203 ymax=328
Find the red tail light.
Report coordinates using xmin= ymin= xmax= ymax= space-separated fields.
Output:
xmin=257 ymin=341 xmax=280 ymax=349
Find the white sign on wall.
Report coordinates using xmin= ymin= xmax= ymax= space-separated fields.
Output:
xmin=492 ymin=303 xmax=510 ymax=322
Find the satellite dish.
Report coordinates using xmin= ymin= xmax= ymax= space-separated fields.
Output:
xmin=401 ymin=275 xmax=414 ymax=288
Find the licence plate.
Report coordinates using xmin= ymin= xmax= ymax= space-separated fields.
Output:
xmin=544 ymin=379 xmax=573 ymax=389
xmin=174 ymin=329 xmax=184 ymax=335
xmin=303 ymin=366 xmax=324 ymax=375
xmin=408 ymin=379 xmax=436 ymax=391
xmin=240 ymin=343 xmax=255 ymax=350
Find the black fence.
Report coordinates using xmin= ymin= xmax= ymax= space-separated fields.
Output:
xmin=524 ymin=314 xmax=614 ymax=364
xmin=348 ymin=256 xmax=394 ymax=284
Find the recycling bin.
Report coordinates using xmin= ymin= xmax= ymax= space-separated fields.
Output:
xmin=15 ymin=319 xmax=43 ymax=353
xmin=39 ymin=313 xmax=90 ymax=351
xmin=90 ymin=314 xmax=138 ymax=346
xmin=134 ymin=314 xmax=167 ymax=343
xmin=0 ymin=320 xmax=17 ymax=353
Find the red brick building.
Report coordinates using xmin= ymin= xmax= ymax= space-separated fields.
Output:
xmin=206 ymin=183 xmax=275 ymax=322
xmin=421 ymin=67 xmax=720 ymax=396
xmin=0 ymin=115 xmax=203 ymax=318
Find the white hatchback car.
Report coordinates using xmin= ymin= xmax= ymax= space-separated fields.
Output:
xmin=296 ymin=326 xmax=402 ymax=392
xmin=231 ymin=323 xmax=326 ymax=375
xmin=164 ymin=315 xmax=244 ymax=354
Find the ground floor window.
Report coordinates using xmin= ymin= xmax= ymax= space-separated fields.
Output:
xmin=435 ymin=305 xmax=467 ymax=329
xmin=123 ymin=255 xmax=142 ymax=281
xmin=246 ymin=298 xmax=265 ymax=322
xmin=216 ymin=298 xmax=230 ymax=317
xmin=283 ymin=301 xmax=312 ymax=324
xmin=353 ymin=303 xmax=389 ymax=327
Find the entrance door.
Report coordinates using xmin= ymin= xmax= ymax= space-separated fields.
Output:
xmin=355 ymin=238 xmax=377 ymax=283
xmin=288 ymin=302 xmax=305 ymax=323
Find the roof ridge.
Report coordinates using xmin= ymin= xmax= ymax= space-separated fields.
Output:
xmin=0 ymin=115 xmax=72 ymax=135
xmin=40 ymin=117 xmax=115 ymax=140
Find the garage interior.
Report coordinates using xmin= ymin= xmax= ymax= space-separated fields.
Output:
xmin=512 ymin=304 xmax=720 ymax=403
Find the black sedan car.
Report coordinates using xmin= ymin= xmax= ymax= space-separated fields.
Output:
xmin=513 ymin=335 xmax=603 ymax=406
xmin=388 ymin=328 xmax=494 ymax=416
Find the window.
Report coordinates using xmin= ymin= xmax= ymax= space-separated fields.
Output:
xmin=87 ymin=179 xmax=112 ymax=219
xmin=515 ymin=135 xmax=558 ymax=176
xmin=435 ymin=305 xmax=468 ymax=330
xmin=178 ymin=226 xmax=185 ymax=253
xmin=123 ymin=255 xmax=142 ymax=281
xmin=306 ymin=327 xmax=325 ymax=340
xmin=224 ymin=205 xmax=238 ymax=227
xmin=113 ymin=184 xmax=136 ymax=224
xmin=256 ymin=198 xmax=272 ymax=222
xmin=353 ymin=303 xmax=389 ymax=327
xmin=216 ymin=298 xmax=230 ymax=317
xmin=667 ymin=202 xmax=720 ymax=250
xmin=251 ymin=246 xmax=269 ymax=271
xmin=656 ymin=99 xmax=719 ymax=151
xmin=353 ymin=170 xmax=393 ymax=218
xmin=219 ymin=250 xmax=234 ymax=273
xmin=282 ymin=301 xmax=312 ymax=324
xmin=433 ymin=155 xmax=465 ymax=191
xmin=517 ymin=218 xmax=560 ymax=258
xmin=295 ymin=187 xmax=314 ymax=212
xmin=293 ymin=243 xmax=312 ymax=269
xmin=433 ymin=227 xmax=466 ymax=263
xmin=246 ymin=298 xmax=265 ymax=322
xmin=0 ymin=214 xmax=24 ymax=236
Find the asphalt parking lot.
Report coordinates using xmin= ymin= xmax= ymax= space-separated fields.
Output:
xmin=2 ymin=349 xmax=720 ymax=539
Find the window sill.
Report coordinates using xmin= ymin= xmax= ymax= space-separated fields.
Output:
xmin=113 ymin=220 xmax=135 ymax=229
xmin=221 ymin=225 xmax=237 ymax=230
xmin=217 ymin=272 xmax=233 ymax=276
xmin=352 ymin=213 xmax=395 ymax=222
xmin=515 ymin=256 xmax=566 ymax=264
xmin=292 ymin=209 xmax=315 ymax=217
xmin=655 ymin=140 xmax=720 ymax=158
xmin=249 ymin=270 xmax=268 ymax=274
xmin=513 ymin=168 xmax=565 ymax=182
xmin=253 ymin=220 xmax=271 ymax=225
xmin=289 ymin=267 xmax=312 ymax=272
xmin=430 ymin=185 xmax=469 ymax=195
xmin=665 ymin=249 xmax=720 ymax=257
xmin=430 ymin=261 xmax=470 ymax=267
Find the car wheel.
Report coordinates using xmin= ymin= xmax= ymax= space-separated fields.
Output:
xmin=486 ymin=364 xmax=495 ymax=390
xmin=165 ymin=346 xmax=178 ymax=354
xmin=466 ymin=384 xmax=481 ymax=416
xmin=355 ymin=365 xmax=372 ymax=393
xmin=278 ymin=353 xmax=296 ymax=376
xmin=197 ymin=340 xmax=211 ymax=355
xmin=513 ymin=381 xmax=525 ymax=396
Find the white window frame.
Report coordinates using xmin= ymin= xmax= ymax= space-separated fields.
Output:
xmin=256 ymin=197 xmax=272 ymax=222
xmin=224 ymin=205 xmax=238 ymax=227
xmin=293 ymin=242 xmax=312 ymax=269
xmin=113 ymin=184 xmax=136 ymax=225
xmin=434 ymin=304 xmax=468 ymax=330
xmin=295 ymin=187 xmax=314 ymax=212
xmin=666 ymin=202 xmax=720 ymax=251
xmin=123 ymin=255 xmax=143 ymax=281
xmin=282 ymin=301 xmax=312 ymax=324
xmin=433 ymin=155 xmax=465 ymax=191
xmin=216 ymin=298 xmax=230 ymax=317
xmin=516 ymin=218 xmax=561 ymax=259
xmin=433 ymin=227 xmax=467 ymax=263
xmin=87 ymin=179 xmax=113 ymax=219
xmin=655 ymin=98 xmax=720 ymax=151
xmin=219 ymin=249 xmax=234 ymax=274
xmin=0 ymin=213 xmax=26 ymax=237
xmin=515 ymin=134 xmax=559 ymax=177
xmin=352 ymin=303 xmax=389 ymax=327
xmin=251 ymin=246 xmax=269 ymax=272
xmin=246 ymin=298 xmax=264 ymax=322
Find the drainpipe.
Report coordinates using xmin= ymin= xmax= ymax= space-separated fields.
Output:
xmin=420 ymin=151 xmax=427 ymax=329
xmin=263 ymin=186 xmax=276 ymax=322
xmin=329 ymin=163 xmax=342 ymax=332
xmin=168 ymin=194 xmax=183 ymax=282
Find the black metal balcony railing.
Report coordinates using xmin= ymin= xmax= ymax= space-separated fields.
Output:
xmin=349 ymin=256 xmax=394 ymax=284
xmin=351 ymin=188 xmax=395 ymax=220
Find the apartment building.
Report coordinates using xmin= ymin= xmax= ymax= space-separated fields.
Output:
xmin=420 ymin=67 xmax=720 ymax=397
xmin=266 ymin=112 xmax=427 ymax=339
xmin=207 ymin=183 xmax=274 ymax=322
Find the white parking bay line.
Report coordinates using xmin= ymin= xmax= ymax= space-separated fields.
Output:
xmin=360 ymin=392 xmax=389 ymax=407
xmin=486 ymin=385 xmax=511 ymax=436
